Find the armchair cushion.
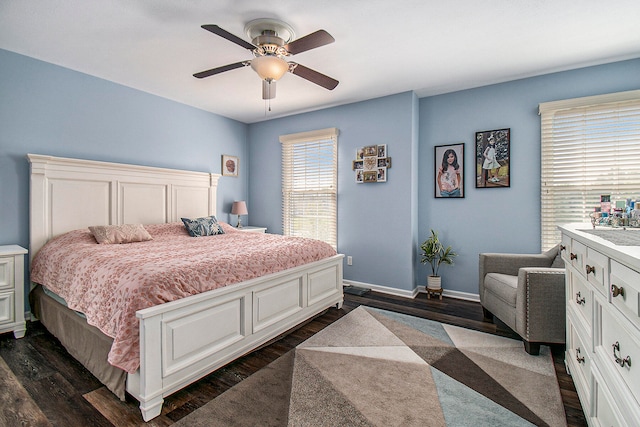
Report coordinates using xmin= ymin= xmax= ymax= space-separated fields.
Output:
xmin=483 ymin=273 xmax=518 ymax=307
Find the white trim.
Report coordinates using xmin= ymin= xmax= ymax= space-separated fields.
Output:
xmin=539 ymin=89 xmax=640 ymax=114
xmin=343 ymin=280 xmax=480 ymax=302
xmin=279 ymin=127 xmax=339 ymax=144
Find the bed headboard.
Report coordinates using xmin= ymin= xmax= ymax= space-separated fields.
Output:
xmin=28 ymin=154 xmax=220 ymax=258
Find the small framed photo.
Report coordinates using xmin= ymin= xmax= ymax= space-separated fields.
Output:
xmin=222 ymin=155 xmax=239 ymax=177
xmin=352 ymin=160 xmax=363 ymax=170
xmin=435 ymin=143 xmax=464 ymax=198
xmin=363 ymin=145 xmax=378 ymax=157
xmin=475 ymin=128 xmax=510 ymax=188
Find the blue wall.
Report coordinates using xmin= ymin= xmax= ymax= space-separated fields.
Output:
xmin=0 ymin=49 xmax=249 ymax=301
xmin=2 ymin=46 xmax=640 ymax=305
xmin=248 ymin=92 xmax=418 ymax=293
xmin=418 ymin=58 xmax=640 ymax=297
xmin=247 ymin=58 xmax=640 ymax=298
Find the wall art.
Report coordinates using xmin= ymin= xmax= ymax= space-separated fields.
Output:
xmin=475 ymin=128 xmax=510 ymax=188
xmin=222 ymin=154 xmax=239 ymax=177
xmin=353 ymin=144 xmax=391 ymax=183
xmin=434 ymin=143 xmax=464 ymax=198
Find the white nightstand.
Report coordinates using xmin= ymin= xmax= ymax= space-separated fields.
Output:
xmin=0 ymin=245 xmax=28 ymax=338
xmin=236 ymin=226 xmax=267 ymax=233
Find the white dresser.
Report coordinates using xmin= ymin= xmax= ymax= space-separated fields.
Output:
xmin=560 ymin=224 xmax=640 ymax=426
xmin=0 ymin=245 xmax=28 ymax=339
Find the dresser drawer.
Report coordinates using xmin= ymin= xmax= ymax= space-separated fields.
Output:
xmin=600 ymin=308 xmax=640 ymax=405
xmin=567 ymin=318 xmax=592 ymax=403
xmin=0 ymin=291 xmax=15 ymax=324
xmin=585 ymin=247 xmax=608 ymax=296
xmin=610 ymin=260 xmax=640 ymax=330
xmin=560 ymin=234 xmax=572 ymax=262
xmin=593 ymin=368 xmax=626 ymax=427
xmin=569 ymin=271 xmax=593 ymax=330
xmin=570 ymin=240 xmax=586 ymax=276
xmin=0 ymin=257 xmax=14 ymax=291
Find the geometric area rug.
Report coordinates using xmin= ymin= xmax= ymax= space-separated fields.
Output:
xmin=174 ymin=306 xmax=566 ymax=427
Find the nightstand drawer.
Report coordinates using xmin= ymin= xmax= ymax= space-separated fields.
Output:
xmin=0 ymin=291 xmax=15 ymax=324
xmin=0 ymin=245 xmax=28 ymax=338
xmin=0 ymin=257 xmax=14 ymax=291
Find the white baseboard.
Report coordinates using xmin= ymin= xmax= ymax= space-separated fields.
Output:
xmin=343 ymin=280 xmax=480 ymax=302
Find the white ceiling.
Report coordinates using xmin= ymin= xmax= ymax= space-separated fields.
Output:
xmin=2 ymin=1 xmax=639 ymax=124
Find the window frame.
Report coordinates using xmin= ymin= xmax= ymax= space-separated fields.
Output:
xmin=539 ymin=89 xmax=640 ymax=249
xmin=280 ymin=127 xmax=338 ymax=249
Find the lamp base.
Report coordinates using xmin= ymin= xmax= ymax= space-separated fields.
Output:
xmin=236 ymin=217 xmax=243 ymax=228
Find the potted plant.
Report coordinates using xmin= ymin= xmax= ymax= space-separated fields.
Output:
xmin=420 ymin=229 xmax=457 ymax=290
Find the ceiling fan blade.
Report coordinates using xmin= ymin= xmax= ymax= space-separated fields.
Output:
xmin=201 ymin=24 xmax=256 ymax=50
xmin=262 ymin=80 xmax=276 ymax=100
xmin=193 ymin=61 xmax=248 ymax=79
xmin=284 ymin=30 xmax=335 ymax=55
xmin=290 ymin=63 xmax=339 ymax=90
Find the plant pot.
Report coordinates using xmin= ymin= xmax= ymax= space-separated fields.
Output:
xmin=427 ymin=275 xmax=442 ymax=290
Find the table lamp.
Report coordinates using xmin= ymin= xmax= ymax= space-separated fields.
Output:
xmin=231 ymin=201 xmax=248 ymax=228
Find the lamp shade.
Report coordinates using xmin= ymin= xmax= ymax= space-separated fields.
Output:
xmin=231 ymin=201 xmax=248 ymax=216
xmin=250 ymin=55 xmax=289 ymax=81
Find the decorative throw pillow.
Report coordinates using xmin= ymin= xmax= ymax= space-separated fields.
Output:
xmin=89 ymin=224 xmax=153 ymax=244
xmin=181 ymin=215 xmax=225 ymax=237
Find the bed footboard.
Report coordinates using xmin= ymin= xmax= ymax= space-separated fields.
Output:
xmin=126 ymin=254 xmax=344 ymax=421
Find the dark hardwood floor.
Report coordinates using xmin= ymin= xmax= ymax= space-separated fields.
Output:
xmin=0 ymin=291 xmax=587 ymax=426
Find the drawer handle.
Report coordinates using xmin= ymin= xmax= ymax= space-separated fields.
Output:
xmin=575 ymin=291 xmax=585 ymax=305
xmin=585 ymin=265 xmax=595 ymax=275
xmin=611 ymin=284 xmax=625 ymax=298
xmin=560 ymin=244 xmax=566 ymax=252
xmin=612 ymin=341 xmax=632 ymax=368
xmin=576 ymin=347 xmax=585 ymax=364
xmin=570 ymin=253 xmax=578 ymax=261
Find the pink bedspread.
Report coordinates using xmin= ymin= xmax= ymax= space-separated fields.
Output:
xmin=30 ymin=222 xmax=337 ymax=373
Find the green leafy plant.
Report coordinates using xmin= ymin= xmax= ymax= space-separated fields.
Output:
xmin=420 ymin=229 xmax=457 ymax=276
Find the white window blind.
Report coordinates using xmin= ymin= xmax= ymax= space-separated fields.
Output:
xmin=540 ymin=90 xmax=640 ymax=249
xmin=280 ymin=128 xmax=338 ymax=249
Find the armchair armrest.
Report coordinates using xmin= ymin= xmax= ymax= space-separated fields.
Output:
xmin=515 ymin=267 xmax=566 ymax=343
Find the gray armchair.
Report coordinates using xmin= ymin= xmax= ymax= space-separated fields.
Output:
xmin=479 ymin=245 xmax=566 ymax=355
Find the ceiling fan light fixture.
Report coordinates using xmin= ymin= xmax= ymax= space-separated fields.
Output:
xmin=250 ymin=55 xmax=289 ymax=81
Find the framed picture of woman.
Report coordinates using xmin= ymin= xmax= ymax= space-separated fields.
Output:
xmin=434 ymin=143 xmax=464 ymax=198
xmin=476 ymin=128 xmax=510 ymax=188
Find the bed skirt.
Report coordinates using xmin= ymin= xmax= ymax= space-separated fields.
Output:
xmin=30 ymin=285 xmax=126 ymax=400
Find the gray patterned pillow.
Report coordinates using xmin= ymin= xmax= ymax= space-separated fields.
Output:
xmin=181 ymin=215 xmax=225 ymax=237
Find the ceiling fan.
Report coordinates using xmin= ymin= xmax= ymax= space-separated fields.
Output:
xmin=193 ymin=18 xmax=339 ymax=100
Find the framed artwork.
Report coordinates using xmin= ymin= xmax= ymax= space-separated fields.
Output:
xmin=475 ymin=128 xmax=510 ymax=188
xmin=434 ymin=143 xmax=465 ymax=198
xmin=221 ymin=155 xmax=239 ymax=177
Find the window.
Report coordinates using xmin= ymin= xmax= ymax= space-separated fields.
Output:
xmin=280 ymin=128 xmax=338 ymax=249
xmin=539 ymin=90 xmax=640 ymax=249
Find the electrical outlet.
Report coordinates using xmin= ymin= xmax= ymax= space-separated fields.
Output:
xmin=347 ymin=256 xmax=353 ymax=266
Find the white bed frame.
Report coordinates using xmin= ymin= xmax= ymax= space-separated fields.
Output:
xmin=28 ymin=154 xmax=344 ymax=421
